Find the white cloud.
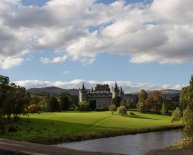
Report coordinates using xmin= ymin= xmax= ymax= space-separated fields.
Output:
xmin=0 ymin=57 xmax=23 ymax=69
xmin=15 ymin=79 xmax=184 ymax=93
xmin=40 ymin=55 xmax=68 ymax=64
xmin=1 ymin=0 xmax=193 ymax=68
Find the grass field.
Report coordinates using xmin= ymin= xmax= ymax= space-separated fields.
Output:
xmin=1 ymin=111 xmax=183 ymax=144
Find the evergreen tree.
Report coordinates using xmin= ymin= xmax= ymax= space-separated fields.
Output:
xmin=161 ymin=102 xmax=167 ymax=115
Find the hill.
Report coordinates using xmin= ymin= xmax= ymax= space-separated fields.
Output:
xmin=27 ymin=86 xmax=79 ymax=96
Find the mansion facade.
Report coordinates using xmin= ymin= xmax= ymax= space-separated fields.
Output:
xmin=79 ymin=83 xmax=124 ymax=109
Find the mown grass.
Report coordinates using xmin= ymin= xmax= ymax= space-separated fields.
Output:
xmin=0 ymin=111 xmax=183 ymax=144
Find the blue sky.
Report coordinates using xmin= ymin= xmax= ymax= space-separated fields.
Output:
xmin=0 ymin=0 xmax=193 ymax=91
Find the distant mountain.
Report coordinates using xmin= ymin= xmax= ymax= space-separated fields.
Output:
xmin=27 ymin=86 xmax=79 ymax=96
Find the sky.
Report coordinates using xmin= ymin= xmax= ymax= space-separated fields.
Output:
xmin=0 ymin=0 xmax=193 ymax=92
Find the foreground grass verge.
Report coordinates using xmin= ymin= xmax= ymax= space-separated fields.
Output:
xmin=166 ymin=137 xmax=193 ymax=150
xmin=0 ymin=111 xmax=183 ymax=144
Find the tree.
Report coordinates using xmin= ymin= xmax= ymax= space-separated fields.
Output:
xmin=109 ymin=104 xmax=117 ymax=114
xmin=183 ymin=103 xmax=193 ymax=137
xmin=112 ymin=96 xmax=121 ymax=107
xmin=183 ymin=75 xmax=193 ymax=139
xmin=180 ymin=86 xmax=190 ymax=111
xmin=89 ymin=100 xmax=96 ymax=111
xmin=47 ymin=96 xmax=60 ymax=112
xmin=78 ymin=101 xmax=90 ymax=111
xmin=161 ymin=102 xmax=167 ymax=115
xmin=59 ymin=93 xmax=72 ymax=111
xmin=137 ymin=90 xmax=147 ymax=113
xmin=0 ymin=75 xmax=30 ymax=119
xmin=137 ymin=102 xmax=147 ymax=113
xmin=117 ymin=106 xmax=127 ymax=116
xmin=171 ymin=107 xmax=181 ymax=123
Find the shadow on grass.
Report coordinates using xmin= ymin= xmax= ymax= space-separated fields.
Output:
xmin=127 ymin=115 xmax=160 ymax=120
xmin=0 ymin=116 xmax=183 ymax=145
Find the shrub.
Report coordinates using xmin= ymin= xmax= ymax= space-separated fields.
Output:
xmin=69 ymin=104 xmax=79 ymax=111
xmin=79 ymin=102 xmax=91 ymax=111
xmin=109 ymin=104 xmax=117 ymax=114
xmin=171 ymin=107 xmax=181 ymax=123
xmin=183 ymin=104 xmax=193 ymax=138
xmin=27 ymin=104 xmax=41 ymax=113
xmin=117 ymin=106 xmax=127 ymax=116
xmin=0 ymin=120 xmax=5 ymax=133
xmin=40 ymin=104 xmax=48 ymax=112
xmin=95 ymin=107 xmax=108 ymax=111
xmin=8 ymin=126 xmax=17 ymax=132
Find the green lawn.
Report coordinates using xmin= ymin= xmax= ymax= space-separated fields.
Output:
xmin=1 ymin=111 xmax=183 ymax=144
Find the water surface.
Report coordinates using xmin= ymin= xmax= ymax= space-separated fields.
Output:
xmin=57 ymin=129 xmax=183 ymax=155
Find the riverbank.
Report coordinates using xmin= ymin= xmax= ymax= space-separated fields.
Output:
xmin=0 ymin=139 xmax=123 ymax=155
xmin=145 ymin=149 xmax=193 ymax=155
xmin=0 ymin=111 xmax=183 ymax=144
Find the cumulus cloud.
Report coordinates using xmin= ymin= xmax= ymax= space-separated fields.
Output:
xmin=1 ymin=0 xmax=193 ymax=69
xmin=0 ymin=57 xmax=23 ymax=69
xmin=15 ymin=79 xmax=184 ymax=93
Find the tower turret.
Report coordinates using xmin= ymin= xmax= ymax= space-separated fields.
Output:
xmin=112 ymin=82 xmax=120 ymax=99
xmin=79 ymin=83 xmax=87 ymax=102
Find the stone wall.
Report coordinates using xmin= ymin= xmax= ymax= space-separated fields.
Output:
xmin=87 ymin=97 xmax=112 ymax=109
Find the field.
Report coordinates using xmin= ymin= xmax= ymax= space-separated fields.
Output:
xmin=1 ymin=111 xmax=183 ymax=144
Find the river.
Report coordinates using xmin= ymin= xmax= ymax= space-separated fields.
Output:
xmin=56 ymin=129 xmax=183 ymax=155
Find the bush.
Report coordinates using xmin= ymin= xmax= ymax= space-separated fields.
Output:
xmin=40 ymin=104 xmax=48 ymax=112
xmin=95 ymin=107 xmax=108 ymax=111
xmin=68 ymin=104 xmax=79 ymax=111
xmin=171 ymin=107 xmax=181 ymax=123
xmin=8 ymin=126 xmax=17 ymax=132
xmin=183 ymin=104 xmax=193 ymax=138
xmin=0 ymin=120 xmax=5 ymax=133
xmin=117 ymin=106 xmax=127 ymax=116
xmin=27 ymin=104 xmax=41 ymax=113
xmin=109 ymin=104 xmax=117 ymax=114
xmin=79 ymin=102 xmax=91 ymax=111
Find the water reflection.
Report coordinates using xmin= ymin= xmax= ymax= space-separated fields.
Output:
xmin=57 ymin=129 xmax=183 ymax=155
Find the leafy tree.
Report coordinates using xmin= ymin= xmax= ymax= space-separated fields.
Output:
xmin=183 ymin=75 xmax=193 ymax=139
xmin=59 ymin=93 xmax=72 ymax=111
xmin=0 ymin=76 xmax=30 ymax=119
xmin=137 ymin=90 xmax=147 ymax=113
xmin=183 ymin=103 xmax=193 ymax=137
xmin=171 ymin=107 xmax=181 ymax=123
xmin=47 ymin=96 xmax=60 ymax=112
xmin=89 ymin=100 xmax=96 ymax=111
xmin=79 ymin=101 xmax=91 ymax=111
xmin=180 ymin=86 xmax=190 ymax=111
xmin=151 ymin=91 xmax=163 ymax=113
xmin=112 ymin=96 xmax=121 ymax=107
xmin=137 ymin=102 xmax=147 ymax=113
xmin=109 ymin=104 xmax=117 ymax=114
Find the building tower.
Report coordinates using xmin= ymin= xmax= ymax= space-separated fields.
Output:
xmin=79 ymin=83 xmax=87 ymax=102
xmin=112 ymin=82 xmax=120 ymax=99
